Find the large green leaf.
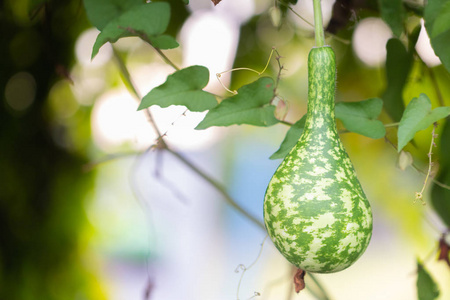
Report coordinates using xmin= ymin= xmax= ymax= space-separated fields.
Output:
xmin=138 ymin=66 xmax=217 ymax=112
xmin=147 ymin=35 xmax=180 ymax=52
xmin=92 ymin=2 xmax=177 ymax=58
xmin=437 ymin=119 xmax=450 ymax=167
xmin=195 ymin=77 xmax=279 ymax=129
xmin=83 ymin=0 xmax=141 ymax=30
xmin=431 ymin=168 xmax=450 ymax=226
xmin=270 ymin=116 xmax=306 ymax=160
xmin=270 ymin=98 xmax=386 ymax=159
xmin=397 ymin=94 xmax=450 ymax=151
xmin=417 ymin=261 xmax=440 ymax=300
xmin=335 ymin=98 xmax=386 ymax=139
xmin=431 ymin=120 xmax=450 ymax=227
xmin=382 ymin=38 xmax=412 ymax=122
xmin=378 ymin=0 xmax=405 ymax=37
xmin=425 ymin=0 xmax=450 ymax=72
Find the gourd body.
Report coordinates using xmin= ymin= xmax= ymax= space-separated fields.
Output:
xmin=264 ymin=46 xmax=372 ymax=273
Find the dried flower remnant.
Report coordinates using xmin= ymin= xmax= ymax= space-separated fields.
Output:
xmin=294 ymin=269 xmax=306 ymax=293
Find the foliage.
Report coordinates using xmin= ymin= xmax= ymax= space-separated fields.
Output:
xmin=81 ymin=0 xmax=450 ymax=298
xmin=424 ymin=0 xmax=450 ymax=72
xmin=432 ymin=121 xmax=450 ymax=227
xmin=417 ymin=261 xmax=440 ymax=300
xmin=382 ymin=38 xmax=412 ymax=122
xmin=91 ymin=2 xmax=177 ymax=58
xmin=139 ymin=66 xmax=217 ymax=112
xmin=397 ymin=94 xmax=450 ymax=152
xmin=196 ymin=77 xmax=279 ymax=129
xmin=2 ymin=0 xmax=450 ymax=299
xmin=270 ymin=116 xmax=306 ymax=159
xmin=378 ymin=0 xmax=404 ymax=37
xmin=335 ymin=98 xmax=386 ymax=139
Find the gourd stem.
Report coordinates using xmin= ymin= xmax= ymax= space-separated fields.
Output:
xmin=312 ymin=0 xmax=325 ymax=47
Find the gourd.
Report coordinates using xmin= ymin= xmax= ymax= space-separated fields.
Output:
xmin=263 ymin=46 xmax=373 ymax=273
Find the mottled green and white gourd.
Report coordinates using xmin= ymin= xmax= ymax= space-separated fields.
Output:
xmin=264 ymin=46 xmax=373 ymax=273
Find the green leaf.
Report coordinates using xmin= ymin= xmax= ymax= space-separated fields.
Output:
xmin=417 ymin=261 xmax=440 ymax=300
xmin=438 ymin=120 xmax=450 ymax=167
xmin=83 ymin=0 xmax=141 ymax=30
xmin=431 ymin=4 xmax=450 ymax=37
xmin=182 ymin=0 xmax=189 ymax=4
xmin=195 ymin=77 xmax=279 ymax=129
xmin=431 ymin=167 xmax=450 ymax=226
xmin=150 ymin=34 xmax=179 ymax=50
xmin=431 ymin=121 xmax=450 ymax=227
xmin=92 ymin=2 xmax=172 ymax=58
xmin=378 ymin=0 xmax=405 ymax=37
xmin=270 ymin=116 xmax=306 ymax=160
xmin=138 ymin=66 xmax=217 ymax=112
xmin=425 ymin=0 xmax=450 ymax=72
xmin=397 ymin=94 xmax=450 ymax=152
xmin=382 ymin=38 xmax=412 ymax=122
xmin=408 ymin=24 xmax=422 ymax=53
xmin=335 ymin=98 xmax=386 ymax=139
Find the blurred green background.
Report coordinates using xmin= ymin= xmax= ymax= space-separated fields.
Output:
xmin=1 ymin=0 xmax=449 ymax=299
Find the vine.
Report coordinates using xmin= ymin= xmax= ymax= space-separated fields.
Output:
xmin=415 ymin=122 xmax=438 ymax=205
xmin=81 ymin=0 xmax=450 ymax=299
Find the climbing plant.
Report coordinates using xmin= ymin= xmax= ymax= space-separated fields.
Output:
xmin=79 ymin=0 xmax=449 ymax=299
xmin=0 ymin=0 xmax=442 ymax=300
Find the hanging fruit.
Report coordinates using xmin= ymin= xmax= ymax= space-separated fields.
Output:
xmin=263 ymin=0 xmax=373 ymax=273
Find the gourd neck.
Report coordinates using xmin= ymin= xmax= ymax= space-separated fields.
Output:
xmin=305 ymin=46 xmax=337 ymax=131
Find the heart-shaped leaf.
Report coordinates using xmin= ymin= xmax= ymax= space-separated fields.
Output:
xmin=431 ymin=120 xmax=450 ymax=227
xmin=417 ymin=261 xmax=440 ymax=300
xmin=335 ymin=98 xmax=386 ymax=139
xmin=195 ymin=77 xmax=279 ymax=129
xmin=397 ymin=94 xmax=450 ymax=151
xmin=270 ymin=116 xmax=306 ymax=160
xmin=378 ymin=0 xmax=405 ymax=37
xmin=83 ymin=0 xmax=141 ymax=30
xmin=425 ymin=0 xmax=450 ymax=72
xmin=382 ymin=38 xmax=412 ymax=122
xmin=92 ymin=2 xmax=176 ymax=58
xmin=150 ymin=35 xmax=179 ymax=50
xmin=138 ymin=66 xmax=217 ymax=112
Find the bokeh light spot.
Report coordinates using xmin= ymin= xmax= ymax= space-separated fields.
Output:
xmin=75 ymin=28 xmax=113 ymax=68
xmin=353 ymin=18 xmax=392 ymax=67
xmin=5 ymin=72 xmax=36 ymax=111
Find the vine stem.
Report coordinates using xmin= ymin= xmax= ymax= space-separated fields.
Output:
xmin=153 ymin=46 xmax=180 ymax=71
xmin=217 ymin=48 xmax=276 ymax=95
xmin=113 ymin=48 xmax=264 ymax=228
xmin=113 ymin=47 xmax=167 ymax=146
xmin=415 ymin=122 xmax=438 ymax=204
xmin=276 ymin=1 xmax=350 ymax=45
xmin=312 ymin=0 xmax=325 ymax=47
xmin=384 ymin=136 xmax=450 ymax=191
xmin=236 ymin=235 xmax=268 ymax=300
xmin=166 ymin=148 xmax=265 ymax=229
xmin=120 ymin=26 xmax=181 ymax=71
xmin=113 ymin=43 xmax=331 ymax=300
